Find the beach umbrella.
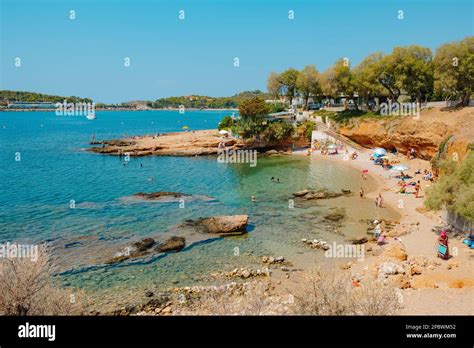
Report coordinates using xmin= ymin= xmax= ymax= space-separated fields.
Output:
xmin=390 ymin=164 xmax=410 ymax=172
xmin=373 ymin=148 xmax=387 ymax=156
xmin=219 ymin=130 xmax=228 ymax=135
xmin=182 ymin=126 xmax=189 ymax=130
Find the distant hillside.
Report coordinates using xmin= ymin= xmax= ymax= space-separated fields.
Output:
xmin=151 ymin=90 xmax=271 ymax=109
xmin=0 ymin=90 xmax=93 ymax=104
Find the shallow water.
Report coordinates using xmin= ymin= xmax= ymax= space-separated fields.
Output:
xmin=0 ymin=110 xmax=398 ymax=304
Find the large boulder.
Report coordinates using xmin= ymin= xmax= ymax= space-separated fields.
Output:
xmin=155 ymin=236 xmax=186 ymax=253
xmin=381 ymin=243 xmax=408 ymax=261
xmin=183 ymin=215 xmax=249 ymax=235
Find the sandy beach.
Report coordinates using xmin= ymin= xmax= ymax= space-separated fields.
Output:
xmin=292 ymin=147 xmax=473 ymax=315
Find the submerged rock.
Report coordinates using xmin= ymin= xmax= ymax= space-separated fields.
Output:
xmin=133 ymin=238 xmax=155 ymax=252
xmin=105 ymin=236 xmax=186 ymax=264
xmin=292 ymin=188 xmax=351 ymax=200
xmin=323 ymin=208 xmax=346 ymax=222
xmin=133 ymin=191 xmax=190 ymax=200
xmin=182 ymin=215 xmax=249 ymax=235
xmin=155 ymin=236 xmax=186 ymax=253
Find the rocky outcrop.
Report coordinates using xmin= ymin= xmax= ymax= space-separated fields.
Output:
xmin=337 ymin=107 xmax=474 ymax=160
xmin=181 ymin=215 xmax=249 ymax=236
xmin=88 ymin=129 xmax=298 ymax=157
xmin=292 ymin=189 xmax=351 ymax=200
xmin=380 ymin=243 xmax=408 ymax=261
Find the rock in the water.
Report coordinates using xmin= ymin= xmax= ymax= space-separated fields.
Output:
xmin=293 ymin=190 xmax=310 ymax=197
xmin=182 ymin=215 xmax=249 ymax=235
xmin=134 ymin=191 xmax=190 ymax=200
xmin=323 ymin=208 xmax=346 ymax=222
xmin=133 ymin=238 xmax=155 ymax=252
xmin=293 ymin=188 xmax=351 ymax=200
xmin=155 ymin=236 xmax=186 ymax=253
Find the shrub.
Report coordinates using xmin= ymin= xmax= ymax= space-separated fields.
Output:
xmin=218 ymin=115 xmax=235 ymax=130
xmin=267 ymin=102 xmax=287 ymax=114
xmin=291 ymin=270 xmax=401 ymax=315
xmin=297 ymin=121 xmax=316 ymax=140
xmin=0 ymin=245 xmax=87 ymax=315
xmin=425 ymin=151 xmax=474 ymax=222
xmin=262 ymin=121 xmax=294 ymax=142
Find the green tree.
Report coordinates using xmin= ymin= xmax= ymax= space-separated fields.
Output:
xmin=392 ymin=46 xmax=433 ymax=102
xmin=320 ymin=67 xmax=337 ymax=99
xmin=218 ymin=115 xmax=235 ymax=130
xmin=296 ymin=65 xmax=322 ymax=110
xmin=262 ymin=121 xmax=294 ymax=142
xmin=278 ymin=68 xmax=300 ymax=106
xmin=238 ymin=97 xmax=270 ymax=120
xmin=434 ymin=37 xmax=474 ymax=106
xmin=267 ymin=72 xmax=282 ymax=100
xmin=331 ymin=59 xmax=358 ymax=109
xmin=425 ymin=151 xmax=474 ymax=222
xmin=353 ymin=53 xmax=386 ymax=109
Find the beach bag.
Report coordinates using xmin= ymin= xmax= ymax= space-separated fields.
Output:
xmin=438 ymin=244 xmax=448 ymax=258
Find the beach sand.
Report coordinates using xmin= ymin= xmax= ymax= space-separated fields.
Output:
xmin=291 ymin=148 xmax=473 ymax=315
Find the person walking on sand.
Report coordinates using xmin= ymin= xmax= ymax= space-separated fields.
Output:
xmin=359 ymin=187 xmax=364 ymax=198
xmin=415 ymin=180 xmax=422 ymax=198
xmin=378 ymin=193 xmax=383 ymax=208
xmin=375 ymin=195 xmax=379 ymax=207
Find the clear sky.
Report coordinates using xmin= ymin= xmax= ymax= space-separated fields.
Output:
xmin=1 ymin=0 xmax=473 ymax=103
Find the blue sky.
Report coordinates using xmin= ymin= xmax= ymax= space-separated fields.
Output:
xmin=1 ymin=0 xmax=473 ymax=103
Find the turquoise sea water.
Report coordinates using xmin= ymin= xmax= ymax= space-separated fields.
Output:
xmin=0 ymin=110 xmax=397 ymax=306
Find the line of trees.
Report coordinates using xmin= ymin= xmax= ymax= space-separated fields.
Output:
xmin=267 ymin=37 xmax=473 ymax=110
xmin=151 ymin=90 xmax=271 ymax=109
xmin=0 ymin=90 xmax=93 ymax=104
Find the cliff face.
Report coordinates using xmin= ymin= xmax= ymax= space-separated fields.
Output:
xmin=338 ymin=108 xmax=474 ymax=161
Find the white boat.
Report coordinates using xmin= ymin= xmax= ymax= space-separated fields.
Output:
xmin=86 ymin=114 xmax=96 ymax=120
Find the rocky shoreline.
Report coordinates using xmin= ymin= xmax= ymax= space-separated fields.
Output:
xmin=87 ymin=129 xmax=297 ymax=157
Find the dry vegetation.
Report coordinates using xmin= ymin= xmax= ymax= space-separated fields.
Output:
xmin=0 ymin=246 xmax=87 ymax=315
xmin=177 ymin=269 xmax=401 ymax=316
